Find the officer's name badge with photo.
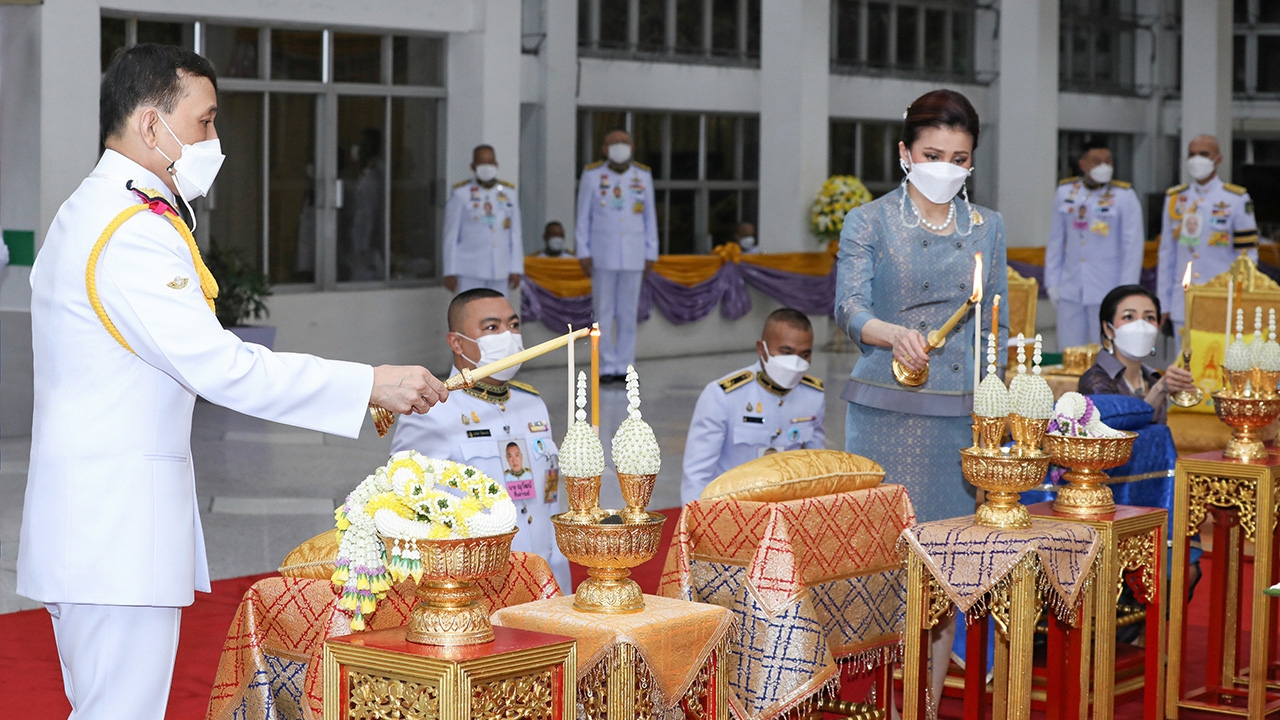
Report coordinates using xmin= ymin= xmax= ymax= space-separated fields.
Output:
xmin=166 ymin=276 xmax=189 ymax=290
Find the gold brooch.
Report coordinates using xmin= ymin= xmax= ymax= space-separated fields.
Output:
xmin=166 ymin=276 xmax=189 ymax=290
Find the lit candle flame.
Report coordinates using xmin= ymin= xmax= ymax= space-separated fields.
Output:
xmin=1182 ymin=260 xmax=1193 ymax=291
xmin=971 ymin=252 xmax=983 ymax=303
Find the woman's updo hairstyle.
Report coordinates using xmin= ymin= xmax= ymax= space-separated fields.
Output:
xmin=901 ymin=89 xmax=981 ymax=151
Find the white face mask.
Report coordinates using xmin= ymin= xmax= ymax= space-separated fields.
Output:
xmin=1187 ymin=155 xmax=1216 ymax=182
xmin=154 ymin=113 xmax=225 ymax=202
xmin=475 ymin=164 xmax=499 ymax=183
xmin=1110 ymin=321 xmax=1158 ymax=361
xmin=761 ymin=344 xmax=810 ymax=390
xmin=546 ymin=236 xmax=565 ymax=253
xmin=1088 ymin=163 xmax=1114 ymax=185
xmin=738 ymin=235 xmax=757 ymax=249
xmin=459 ymin=330 xmax=525 ymax=381
xmin=607 ymin=143 xmax=632 ymax=165
xmin=900 ymin=157 xmax=971 ymax=204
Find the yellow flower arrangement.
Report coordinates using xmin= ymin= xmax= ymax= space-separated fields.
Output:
xmin=810 ymin=175 xmax=873 ymax=243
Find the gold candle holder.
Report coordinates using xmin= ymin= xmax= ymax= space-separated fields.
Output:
xmin=1008 ymin=414 xmax=1050 ymax=454
xmin=551 ymin=512 xmax=666 ymax=613
xmin=971 ymin=413 xmax=1007 ymax=452
xmin=1258 ymin=369 xmax=1280 ymax=399
xmin=960 ymin=447 xmax=1051 ymax=529
xmin=562 ymin=475 xmax=606 ymax=523
xmin=1169 ymin=347 xmax=1205 ymax=408
xmin=396 ymin=529 xmax=518 ymax=645
xmin=617 ymin=472 xmax=658 ymax=523
xmin=1212 ymin=391 xmax=1280 ymax=461
xmin=1224 ymin=368 xmax=1255 ymax=396
xmin=1042 ymin=432 xmax=1137 ymax=516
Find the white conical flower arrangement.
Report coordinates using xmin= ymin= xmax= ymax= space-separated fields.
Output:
xmin=611 ymin=365 xmax=661 ymax=475
xmin=1012 ymin=334 xmax=1055 ymax=420
xmin=560 ymin=371 xmax=605 ymax=478
xmin=974 ymin=328 xmax=1010 ymax=418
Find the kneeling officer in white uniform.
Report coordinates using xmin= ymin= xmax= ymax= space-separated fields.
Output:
xmin=17 ymin=44 xmax=448 ymax=720
xmin=681 ymin=308 xmax=826 ymax=504
xmin=392 ymin=288 xmax=571 ymax=592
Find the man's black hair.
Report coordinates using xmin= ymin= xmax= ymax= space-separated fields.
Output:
xmin=447 ymin=288 xmax=507 ymax=331
xmin=765 ymin=308 xmax=813 ymax=333
xmin=1080 ymin=138 xmax=1110 ymax=156
xmin=100 ymin=44 xmax=218 ymax=146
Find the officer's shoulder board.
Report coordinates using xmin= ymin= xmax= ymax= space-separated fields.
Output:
xmin=633 ymin=161 xmax=652 ymax=173
xmin=1166 ymin=183 xmax=1189 ymax=197
xmin=584 ymin=160 xmax=605 ymax=171
xmin=800 ymin=374 xmax=824 ymax=391
xmin=497 ymin=179 xmax=516 ymax=189
xmin=1224 ymin=182 xmax=1248 ymax=196
xmin=1109 ymin=180 xmax=1132 ymax=189
xmin=128 ymin=184 xmax=180 ymax=216
xmin=1058 ymin=176 xmax=1080 ymax=186
xmin=452 ymin=178 xmax=473 ymax=189
xmin=718 ymin=370 xmax=753 ymax=393
xmin=509 ymin=380 xmax=539 ymax=395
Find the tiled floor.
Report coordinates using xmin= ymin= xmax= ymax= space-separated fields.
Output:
xmin=0 ymin=346 xmax=862 ymax=614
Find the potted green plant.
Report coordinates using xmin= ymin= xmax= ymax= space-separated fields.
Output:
xmin=204 ymin=241 xmax=275 ymax=348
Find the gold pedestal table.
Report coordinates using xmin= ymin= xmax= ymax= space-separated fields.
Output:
xmin=900 ymin=516 xmax=1101 ymax=720
xmin=491 ymin=594 xmax=735 ymax=720
xmin=1027 ymin=503 xmax=1166 ymax=720
xmin=1168 ymin=450 xmax=1280 ymax=718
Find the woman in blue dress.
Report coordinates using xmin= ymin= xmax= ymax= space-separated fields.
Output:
xmin=835 ymin=89 xmax=1008 ymax=708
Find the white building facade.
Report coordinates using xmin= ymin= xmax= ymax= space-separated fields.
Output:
xmin=0 ymin=0 xmax=1276 ymax=435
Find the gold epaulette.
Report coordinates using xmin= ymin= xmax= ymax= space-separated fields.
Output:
xmin=633 ymin=161 xmax=651 ymax=172
xmin=718 ymin=370 xmax=753 ymax=393
xmin=497 ymin=179 xmax=515 ymax=189
xmin=800 ymin=374 xmax=824 ymax=391
xmin=1110 ymin=179 xmax=1132 ymax=189
xmin=453 ymin=178 xmax=473 ymax=189
xmin=1058 ymin=176 xmax=1080 ymax=186
xmin=584 ymin=160 xmax=605 ymax=171
xmin=1224 ymin=182 xmax=1248 ymax=196
xmin=1166 ymin=183 xmax=1189 ymax=196
xmin=509 ymin=380 xmax=538 ymax=395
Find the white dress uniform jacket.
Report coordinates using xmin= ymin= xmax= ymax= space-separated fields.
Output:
xmin=390 ymin=372 xmax=570 ymax=591
xmin=1045 ymin=177 xmax=1145 ymax=306
xmin=1157 ymin=176 xmax=1259 ymax=323
xmin=680 ymin=365 xmax=826 ymax=505
xmin=574 ymin=162 xmax=659 ymax=271
xmin=441 ymin=178 xmax=523 ymax=282
xmin=18 ymin=150 xmax=373 ymax=608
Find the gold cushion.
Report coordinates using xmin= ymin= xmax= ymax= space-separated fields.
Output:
xmin=699 ymin=449 xmax=884 ymax=502
xmin=279 ymin=530 xmax=340 ymax=580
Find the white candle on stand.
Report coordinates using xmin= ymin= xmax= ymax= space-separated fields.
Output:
xmin=974 ymin=298 xmax=981 ymax=401
xmin=567 ymin=324 xmax=575 ymax=424
xmin=1226 ymin=274 xmax=1234 ymax=350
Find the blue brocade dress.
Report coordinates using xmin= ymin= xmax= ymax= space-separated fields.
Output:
xmin=836 ymin=186 xmax=1009 ymax=523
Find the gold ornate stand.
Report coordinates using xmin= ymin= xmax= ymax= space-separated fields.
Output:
xmin=322 ymin=625 xmax=575 ymax=720
xmin=1027 ymin=503 xmax=1166 ymax=720
xmin=1168 ymin=450 xmax=1280 ymax=718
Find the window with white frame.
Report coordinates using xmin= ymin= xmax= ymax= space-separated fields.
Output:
xmin=829 ymin=0 xmax=977 ymax=81
xmin=829 ymin=119 xmax=905 ymax=197
xmin=101 ymin=15 xmax=446 ymax=289
xmin=577 ymin=109 xmax=759 ymax=254
xmin=1234 ymin=0 xmax=1280 ymax=96
xmin=577 ymin=0 xmax=761 ymax=65
xmin=1059 ymin=0 xmax=1139 ymax=94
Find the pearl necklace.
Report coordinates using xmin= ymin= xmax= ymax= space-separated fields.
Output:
xmin=912 ymin=198 xmax=955 ymax=232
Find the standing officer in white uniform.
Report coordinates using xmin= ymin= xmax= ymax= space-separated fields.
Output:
xmin=1158 ymin=134 xmax=1259 ymax=334
xmin=575 ymin=129 xmax=659 ymax=382
xmin=442 ymin=144 xmax=523 ymax=295
xmin=17 ymin=45 xmax=447 ymax=720
xmin=681 ymin=309 xmax=826 ymax=504
xmin=1045 ymin=139 xmax=1145 ymax=348
xmin=391 ymin=288 xmax=571 ymax=591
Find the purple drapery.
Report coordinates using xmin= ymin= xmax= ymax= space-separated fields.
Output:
xmin=521 ymin=262 xmax=836 ymax=332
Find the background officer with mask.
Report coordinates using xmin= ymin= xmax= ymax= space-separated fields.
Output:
xmin=680 ymin=308 xmax=825 ymax=504
xmin=1158 ymin=134 xmax=1259 ymax=335
xmin=575 ymin=129 xmax=658 ymax=382
xmin=391 ymin=288 xmax=570 ymax=591
xmin=1045 ymin=138 xmax=1145 ymax=349
xmin=536 ymin=221 xmax=568 ymax=257
xmin=442 ymin=144 xmax=523 ymax=295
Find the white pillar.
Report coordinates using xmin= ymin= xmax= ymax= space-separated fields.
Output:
xmin=0 ymin=4 xmax=41 ymax=310
xmin=994 ymin=0 xmax=1059 ymax=247
xmin=1180 ymin=0 xmax=1233 ymax=180
xmin=758 ymin=0 xmax=828 ymax=252
xmin=445 ymin=0 xmax=522 ymax=187
xmin=538 ymin=0 xmax=579 ymax=252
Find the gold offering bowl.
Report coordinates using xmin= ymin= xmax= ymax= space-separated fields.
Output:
xmin=551 ymin=512 xmax=666 ymax=613
xmin=960 ymin=447 xmax=1051 ymax=529
xmin=617 ymin=472 xmax=657 ymax=523
xmin=1042 ymin=432 xmax=1136 ymax=516
xmin=395 ymin=529 xmax=517 ymax=646
xmin=1213 ymin=392 xmax=1280 ymax=461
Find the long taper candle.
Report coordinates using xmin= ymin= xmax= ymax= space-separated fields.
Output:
xmin=1226 ymin=270 xmax=1234 ymax=351
xmin=1181 ymin=261 xmax=1193 ymax=355
xmin=974 ymin=296 xmax=981 ymax=400
xmin=590 ymin=324 xmax=601 ymax=427
xmin=567 ymin=324 xmax=575 ymax=425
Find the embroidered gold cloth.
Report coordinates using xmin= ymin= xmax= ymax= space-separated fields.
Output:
xmin=491 ymin=594 xmax=735 ymax=710
xmin=900 ymin=516 xmax=1101 ymax=622
xmin=205 ymin=552 xmax=561 ymax=720
xmin=656 ymin=485 xmax=915 ymax=720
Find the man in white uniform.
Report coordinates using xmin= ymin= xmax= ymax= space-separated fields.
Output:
xmin=575 ymin=129 xmax=658 ymax=382
xmin=681 ymin=309 xmax=826 ymax=504
xmin=17 ymin=45 xmax=447 ymax=720
xmin=391 ymin=288 xmax=571 ymax=591
xmin=442 ymin=144 xmax=523 ymax=295
xmin=1157 ymin=134 xmax=1259 ymax=335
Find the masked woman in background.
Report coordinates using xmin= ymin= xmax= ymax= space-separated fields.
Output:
xmin=835 ymin=88 xmax=1008 ymax=710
